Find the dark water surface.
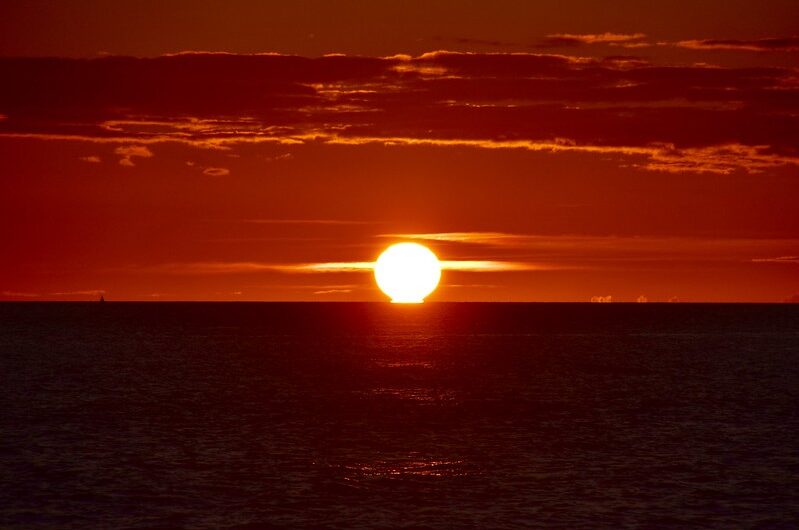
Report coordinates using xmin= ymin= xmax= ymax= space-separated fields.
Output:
xmin=1 ymin=303 xmax=798 ymax=528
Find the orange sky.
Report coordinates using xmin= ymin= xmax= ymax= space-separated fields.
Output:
xmin=1 ymin=1 xmax=797 ymax=301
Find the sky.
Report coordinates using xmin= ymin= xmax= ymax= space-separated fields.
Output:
xmin=1 ymin=1 xmax=797 ymax=302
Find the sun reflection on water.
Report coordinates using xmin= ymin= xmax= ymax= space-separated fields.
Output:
xmin=364 ymin=387 xmax=457 ymax=403
xmin=373 ymin=359 xmax=434 ymax=369
xmin=338 ymin=455 xmax=477 ymax=480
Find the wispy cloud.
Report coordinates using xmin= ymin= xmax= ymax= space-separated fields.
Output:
xmin=1 ymin=52 xmax=797 ymax=174
xmin=446 ymin=36 xmax=521 ymax=48
xmin=11 ymin=130 xmax=793 ymax=174
xmin=139 ymin=259 xmax=542 ymax=275
xmin=2 ymin=289 xmax=105 ymax=297
xmin=386 ymin=232 xmax=799 ymax=261
xmin=281 ymin=261 xmax=543 ymax=272
xmin=675 ymin=37 xmax=799 ymax=52
xmin=323 ymin=137 xmax=799 ymax=175
xmin=242 ymin=219 xmax=371 ymax=225
xmin=440 ymin=261 xmax=548 ymax=271
xmin=50 ymin=289 xmax=106 ymax=296
xmin=381 ymin=232 xmax=522 ymax=245
xmin=279 ymin=262 xmax=375 ymax=272
xmin=115 ymin=145 xmax=153 ymax=166
xmin=134 ymin=261 xmax=373 ymax=274
xmin=537 ymin=34 xmax=799 ymax=53
xmin=1 ymin=291 xmax=40 ymax=297
xmin=752 ymin=256 xmax=799 ymax=264
xmin=202 ymin=167 xmax=230 ymax=176
xmin=539 ymin=33 xmax=648 ymax=48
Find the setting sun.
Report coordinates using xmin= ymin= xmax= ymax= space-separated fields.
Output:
xmin=374 ymin=243 xmax=441 ymax=303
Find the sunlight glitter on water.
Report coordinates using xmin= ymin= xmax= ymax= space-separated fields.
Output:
xmin=342 ymin=457 xmax=475 ymax=479
xmin=373 ymin=360 xmax=434 ymax=369
xmin=362 ymin=387 xmax=458 ymax=403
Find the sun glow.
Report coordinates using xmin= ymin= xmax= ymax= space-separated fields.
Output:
xmin=374 ymin=243 xmax=441 ymax=303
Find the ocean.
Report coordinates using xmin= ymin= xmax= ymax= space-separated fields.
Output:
xmin=1 ymin=303 xmax=798 ymax=528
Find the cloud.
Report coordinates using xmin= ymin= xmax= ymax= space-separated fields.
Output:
xmin=537 ymin=34 xmax=799 ymax=53
xmin=591 ymin=295 xmax=613 ymax=303
xmin=382 ymin=232 xmax=522 ymax=245
xmin=447 ymin=37 xmax=520 ymax=48
xmin=49 ymin=289 xmax=105 ymax=296
xmin=675 ymin=37 xmax=799 ymax=52
xmin=138 ymin=259 xmax=544 ymax=275
xmin=326 ymin=137 xmax=798 ymax=175
xmin=313 ymin=288 xmax=353 ymax=294
xmin=636 ymin=295 xmax=648 ymax=303
xmin=243 ymin=218 xmax=371 ymax=225
xmin=115 ymin=145 xmax=153 ymax=158
xmin=752 ymin=255 xmax=799 ymax=263
xmin=386 ymin=232 xmax=799 ymax=265
xmin=280 ymin=260 xmax=542 ymax=273
xmin=79 ymin=155 xmax=101 ymax=163
xmin=1 ymin=291 xmax=40 ymax=297
xmin=135 ymin=261 xmax=373 ymax=274
xmin=2 ymin=289 xmax=104 ymax=298
xmin=279 ymin=262 xmax=375 ymax=272
xmin=440 ymin=260 xmax=546 ymax=271
xmin=1 ymin=52 xmax=797 ymax=174
xmin=114 ymin=145 xmax=153 ymax=166
xmin=539 ymin=33 xmax=648 ymax=48
xmin=202 ymin=167 xmax=230 ymax=176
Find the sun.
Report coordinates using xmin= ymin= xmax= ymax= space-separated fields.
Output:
xmin=374 ymin=242 xmax=441 ymax=303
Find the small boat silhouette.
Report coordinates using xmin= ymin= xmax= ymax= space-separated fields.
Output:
xmin=99 ymin=295 xmax=105 ymax=303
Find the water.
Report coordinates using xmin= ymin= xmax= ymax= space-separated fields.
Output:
xmin=1 ymin=303 xmax=798 ymax=528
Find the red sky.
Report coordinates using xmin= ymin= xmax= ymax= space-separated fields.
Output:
xmin=1 ymin=1 xmax=797 ymax=301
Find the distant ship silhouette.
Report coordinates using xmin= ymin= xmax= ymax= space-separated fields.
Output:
xmin=99 ymin=295 xmax=105 ymax=303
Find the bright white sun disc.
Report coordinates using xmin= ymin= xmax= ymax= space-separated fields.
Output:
xmin=374 ymin=243 xmax=441 ymax=303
